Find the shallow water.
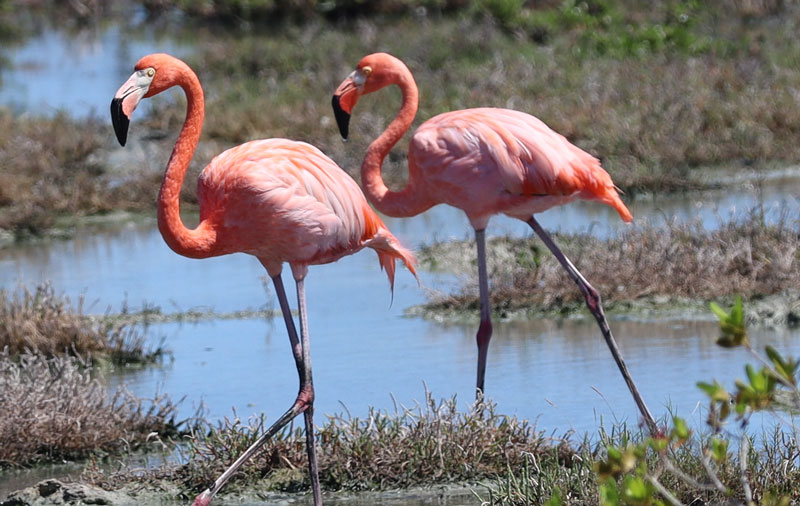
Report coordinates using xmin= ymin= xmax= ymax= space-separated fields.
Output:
xmin=0 ymin=21 xmax=191 ymax=117
xmin=2 ymin=204 xmax=799 ymax=437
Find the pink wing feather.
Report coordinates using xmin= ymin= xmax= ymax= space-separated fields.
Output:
xmin=409 ymin=108 xmax=631 ymax=225
xmin=198 ymin=139 xmax=416 ymax=285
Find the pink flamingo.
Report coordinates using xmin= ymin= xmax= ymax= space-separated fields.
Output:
xmin=111 ymin=53 xmax=417 ymax=506
xmin=332 ymin=52 xmax=656 ymax=432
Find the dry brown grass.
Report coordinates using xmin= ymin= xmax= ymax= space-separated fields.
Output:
xmin=0 ymin=350 xmax=179 ymax=467
xmin=0 ymin=283 xmax=163 ymax=364
xmin=0 ymin=110 xmax=161 ymax=238
xmin=135 ymin=7 xmax=800 ymax=195
xmin=420 ymin=211 xmax=800 ymax=313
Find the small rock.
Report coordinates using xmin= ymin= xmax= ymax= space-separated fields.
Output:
xmin=36 ymin=481 xmax=61 ymax=499
xmin=0 ymin=479 xmax=117 ymax=506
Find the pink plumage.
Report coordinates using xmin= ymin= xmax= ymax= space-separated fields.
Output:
xmin=333 ymin=52 xmax=656 ymax=432
xmin=409 ymin=107 xmax=632 ymax=229
xmin=198 ymin=138 xmax=415 ymax=285
xmin=111 ymin=53 xmax=416 ymax=506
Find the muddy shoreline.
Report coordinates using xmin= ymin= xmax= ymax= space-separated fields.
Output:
xmin=407 ymin=291 xmax=800 ymax=329
xmin=0 ymin=478 xmax=482 ymax=505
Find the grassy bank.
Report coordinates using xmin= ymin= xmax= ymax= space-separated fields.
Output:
xmin=0 ymin=285 xmax=185 ymax=468
xmin=87 ymin=394 xmax=553 ymax=495
xmin=70 ymin=397 xmax=800 ymax=504
xmin=416 ymin=212 xmax=800 ymax=322
xmin=0 ymin=110 xmax=163 ymax=242
xmin=0 ymin=351 xmax=180 ymax=467
xmin=0 ymin=284 xmax=164 ymax=365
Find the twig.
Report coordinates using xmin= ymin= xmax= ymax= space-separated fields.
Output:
xmin=647 ymin=475 xmax=685 ymax=506
xmin=739 ymin=436 xmax=753 ymax=505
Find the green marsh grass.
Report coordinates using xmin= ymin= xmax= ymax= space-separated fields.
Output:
xmin=479 ymin=424 xmax=800 ymax=505
xmin=90 ymin=393 xmax=562 ymax=496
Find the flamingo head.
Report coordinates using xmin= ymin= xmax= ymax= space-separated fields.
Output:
xmin=110 ymin=53 xmax=190 ymax=146
xmin=331 ymin=52 xmax=410 ymax=140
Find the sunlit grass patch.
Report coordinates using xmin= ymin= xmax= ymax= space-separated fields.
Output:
xmin=80 ymin=396 xmax=800 ymax=504
xmin=89 ymin=393 xmax=566 ymax=495
xmin=0 ymin=283 xmax=165 ymax=366
xmin=0 ymin=350 xmax=181 ymax=467
xmin=478 ymin=422 xmax=800 ymax=505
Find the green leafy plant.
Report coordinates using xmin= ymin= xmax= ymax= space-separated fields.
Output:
xmin=591 ymin=297 xmax=796 ymax=505
xmin=709 ymin=295 xmax=747 ymax=347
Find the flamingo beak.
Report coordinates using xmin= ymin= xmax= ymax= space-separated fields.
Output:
xmin=110 ymin=69 xmax=154 ymax=146
xmin=332 ymin=74 xmax=360 ymax=140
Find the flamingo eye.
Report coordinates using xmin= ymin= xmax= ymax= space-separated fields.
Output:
xmin=362 ymin=66 xmax=372 ymax=77
xmin=146 ymin=68 xmax=155 ymax=78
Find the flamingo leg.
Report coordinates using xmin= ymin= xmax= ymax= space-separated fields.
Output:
xmin=475 ymin=228 xmax=493 ymax=399
xmin=295 ymin=278 xmax=322 ymax=506
xmin=525 ymin=216 xmax=658 ymax=434
xmin=191 ymin=274 xmax=320 ymax=506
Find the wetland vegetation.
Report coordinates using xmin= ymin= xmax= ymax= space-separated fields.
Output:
xmin=0 ymin=350 xmax=181 ymax=468
xmin=2 ymin=0 xmax=800 ymax=504
xmin=0 ymin=283 xmax=164 ymax=364
xmin=416 ymin=210 xmax=800 ymax=324
xmin=2 ymin=0 xmax=800 ymax=239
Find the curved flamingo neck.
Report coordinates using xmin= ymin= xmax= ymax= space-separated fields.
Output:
xmin=157 ymin=68 xmax=217 ymax=258
xmin=361 ymin=68 xmax=434 ymax=217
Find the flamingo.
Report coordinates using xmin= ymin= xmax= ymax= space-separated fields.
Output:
xmin=332 ymin=52 xmax=656 ymax=432
xmin=110 ymin=53 xmax=417 ymax=506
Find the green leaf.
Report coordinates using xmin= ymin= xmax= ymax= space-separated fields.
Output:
xmin=710 ymin=296 xmax=748 ymax=347
xmin=671 ymin=416 xmax=690 ymax=443
xmin=730 ymin=295 xmax=744 ymax=325
xmin=544 ymin=487 xmax=563 ymax=506
xmin=709 ymin=301 xmax=728 ymax=320
xmin=599 ymin=477 xmax=620 ymax=506
xmin=765 ymin=345 xmax=798 ymax=385
xmin=746 ymin=364 xmax=768 ymax=392
xmin=622 ymin=475 xmax=650 ymax=501
xmin=647 ymin=436 xmax=668 ymax=452
xmin=710 ymin=436 xmax=728 ymax=463
xmin=697 ymin=380 xmax=731 ymax=402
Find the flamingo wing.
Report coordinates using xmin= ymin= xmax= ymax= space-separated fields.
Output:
xmin=198 ymin=139 xmax=416 ymax=284
xmin=198 ymin=139 xmax=372 ymax=262
xmin=409 ymin=107 xmax=631 ymax=222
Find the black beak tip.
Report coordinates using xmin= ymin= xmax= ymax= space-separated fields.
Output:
xmin=110 ymin=97 xmax=129 ymax=147
xmin=331 ymin=95 xmax=350 ymax=140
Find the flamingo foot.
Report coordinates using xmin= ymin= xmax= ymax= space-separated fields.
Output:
xmin=191 ymin=490 xmax=213 ymax=506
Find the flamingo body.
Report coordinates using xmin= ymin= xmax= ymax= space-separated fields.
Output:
xmin=111 ymin=53 xmax=416 ymax=506
xmin=408 ymin=107 xmax=632 ymax=229
xmin=197 ymin=138 xmax=411 ymax=281
xmin=332 ymin=53 xmax=656 ymax=432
